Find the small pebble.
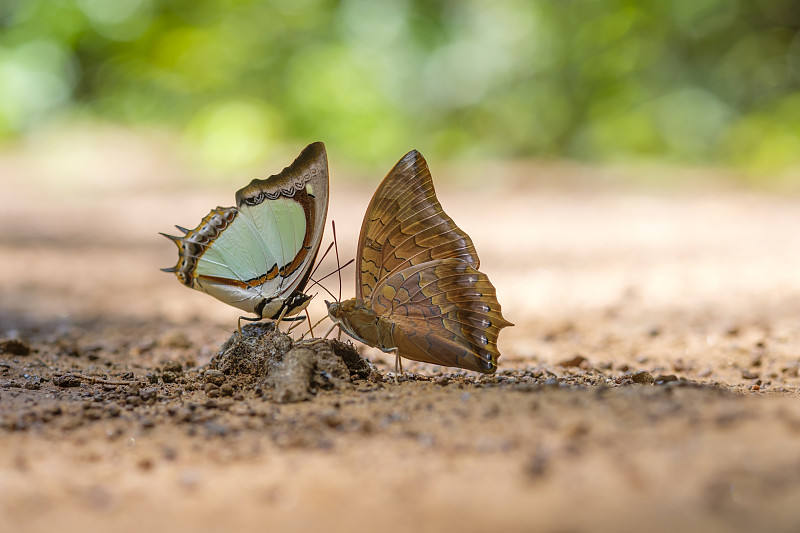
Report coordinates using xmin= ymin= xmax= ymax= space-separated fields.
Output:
xmin=24 ymin=377 xmax=42 ymax=390
xmin=742 ymin=369 xmax=759 ymax=380
xmin=54 ymin=374 xmax=82 ymax=388
xmin=558 ymin=355 xmax=587 ymax=368
xmin=631 ymin=371 xmax=654 ymax=385
xmin=204 ymin=370 xmax=225 ymax=386
xmin=320 ymin=410 xmax=342 ymax=428
xmin=161 ymin=371 xmax=177 ymax=384
xmin=162 ymin=360 xmax=183 ymax=374
xmin=140 ymin=388 xmax=157 ymax=402
xmin=654 ymin=374 xmax=678 ymax=385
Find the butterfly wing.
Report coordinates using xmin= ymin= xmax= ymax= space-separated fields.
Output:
xmin=234 ymin=142 xmax=329 ymax=315
xmin=163 ymin=142 xmax=329 ymax=318
xmin=370 ymin=258 xmax=513 ymax=373
xmin=356 ymin=150 xmax=479 ymax=301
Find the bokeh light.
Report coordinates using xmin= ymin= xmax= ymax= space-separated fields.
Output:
xmin=0 ymin=0 xmax=798 ymax=175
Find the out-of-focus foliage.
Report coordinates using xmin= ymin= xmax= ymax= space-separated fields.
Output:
xmin=1 ymin=0 xmax=799 ymax=173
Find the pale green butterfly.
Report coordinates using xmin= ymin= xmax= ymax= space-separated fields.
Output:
xmin=161 ymin=142 xmax=329 ymax=322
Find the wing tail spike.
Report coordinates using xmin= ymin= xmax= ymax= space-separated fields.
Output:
xmin=158 ymin=232 xmax=182 ymax=243
xmin=160 ymin=143 xmax=330 ymax=323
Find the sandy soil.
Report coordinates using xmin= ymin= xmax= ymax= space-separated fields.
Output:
xmin=2 ymin=136 xmax=800 ymax=532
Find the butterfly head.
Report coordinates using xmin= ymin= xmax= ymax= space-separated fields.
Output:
xmin=283 ymin=292 xmax=314 ymax=317
xmin=324 ymin=299 xmax=345 ymax=321
xmin=325 ymin=299 xmax=385 ymax=348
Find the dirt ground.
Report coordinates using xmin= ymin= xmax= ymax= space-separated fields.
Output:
xmin=3 ymin=133 xmax=800 ymax=532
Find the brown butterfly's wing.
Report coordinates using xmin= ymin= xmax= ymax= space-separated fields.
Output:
xmin=356 ymin=150 xmax=479 ymax=301
xmin=371 ymin=258 xmax=513 ymax=373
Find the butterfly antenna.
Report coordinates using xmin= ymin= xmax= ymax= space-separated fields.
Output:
xmin=305 ymin=259 xmax=355 ymax=293
xmin=333 ymin=220 xmax=343 ymax=304
xmin=308 ymin=281 xmax=339 ymax=302
xmin=331 ymin=220 xmax=345 ymax=339
xmin=309 ymin=241 xmax=335 ymax=281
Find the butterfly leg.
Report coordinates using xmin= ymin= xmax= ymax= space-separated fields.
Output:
xmin=273 ymin=306 xmax=290 ymax=333
xmin=392 ymin=349 xmax=403 ymax=383
xmin=238 ymin=315 xmax=263 ymax=335
xmin=272 ymin=303 xmax=308 ymax=331
xmin=296 ymin=323 xmax=337 ymax=346
xmin=298 ymin=314 xmax=332 ymax=341
xmin=285 ymin=315 xmax=307 ymax=334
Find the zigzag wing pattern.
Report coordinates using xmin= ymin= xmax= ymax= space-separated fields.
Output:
xmin=370 ymin=258 xmax=513 ymax=373
xmin=356 ymin=150 xmax=479 ymax=301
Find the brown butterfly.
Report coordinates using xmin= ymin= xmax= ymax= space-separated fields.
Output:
xmin=326 ymin=150 xmax=513 ymax=373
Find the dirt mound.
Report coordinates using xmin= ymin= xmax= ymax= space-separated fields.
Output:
xmin=209 ymin=322 xmax=378 ymax=402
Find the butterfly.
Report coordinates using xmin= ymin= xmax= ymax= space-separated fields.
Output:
xmin=325 ymin=150 xmax=512 ymax=373
xmin=161 ymin=142 xmax=329 ymax=322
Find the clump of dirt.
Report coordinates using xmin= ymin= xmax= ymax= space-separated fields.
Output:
xmin=209 ymin=323 xmax=379 ymax=402
xmin=0 ymin=338 xmax=31 ymax=356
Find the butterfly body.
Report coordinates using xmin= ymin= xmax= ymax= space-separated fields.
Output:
xmin=327 ymin=299 xmax=395 ymax=353
xmin=162 ymin=142 xmax=328 ymax=320
xmin=328 ymin=150 xmax=512 ymax=374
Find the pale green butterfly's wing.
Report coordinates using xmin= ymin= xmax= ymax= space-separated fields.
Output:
xmin=163 ymin=142 xmax=329 ymax=318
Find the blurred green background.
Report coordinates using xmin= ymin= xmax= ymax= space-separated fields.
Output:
xmin=1 ymin=0 xmax=799 ymax=176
